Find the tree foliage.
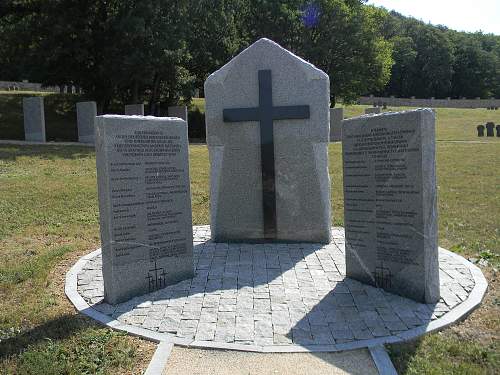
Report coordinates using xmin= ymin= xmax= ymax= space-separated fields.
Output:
xmin=242 ymin=0 xmax=393 ymax=104
xmin=0 ymin=0 xmax=498 ymax=109
xmin=377 ymin=10 xmax=500 ymax=99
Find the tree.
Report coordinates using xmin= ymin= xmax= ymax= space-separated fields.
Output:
xmin=243 ymin=0 xmax=393 ymax=105
xmin=407 ymin=24 xmax=454 ymax=98
xmin=450 ymin=33 xmax=500 ymax=98
xmin=186 ymin=0 xmax=246 ymax=91
xmin=384 ymin=36 xmax=417 ymax=97
xmin=0 ymin=1 xmax=40 ymax=81
xmin=0 ymin=0 xmax=195 ymax=111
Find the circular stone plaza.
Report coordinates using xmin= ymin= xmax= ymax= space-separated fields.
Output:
xmin=65 ymin=225 xmax=487 ymax=353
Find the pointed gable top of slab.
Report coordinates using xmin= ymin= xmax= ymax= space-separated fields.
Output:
xmin=205 ymin=38 xmax=328 ymax=87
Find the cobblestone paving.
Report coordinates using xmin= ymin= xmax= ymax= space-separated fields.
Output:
xmin=77 ymin=226 xmax=475 ymax=347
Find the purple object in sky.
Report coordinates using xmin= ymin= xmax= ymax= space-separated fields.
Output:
xmin=302 ymin=3 xmax=320 ymax=28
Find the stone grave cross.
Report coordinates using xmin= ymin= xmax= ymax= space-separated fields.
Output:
xmin=223 ymin=70 xmax=310 ymax=240
xmin=205 ymin=38 xmax=331 ymax=244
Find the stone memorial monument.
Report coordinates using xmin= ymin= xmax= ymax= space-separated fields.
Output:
xmin=205 ymin=38 xmax=331 ymax=243
xmin=125 ymin=104 xmax=145 ymax=115
xmin=330 ymin=107 xmax=343 ymax=142
xmin=168 ymin=106 xmax=188 ymax=123
xmin=342 ymin=109 xmax=439 ymax=303
xmin=95 ymin=115 xmax=194 ymax=304
xmin=496 ymin=124 xmax=500 ymax=137
xmin=477 ymin=124 xmax=485 ymax=137
xmin=365 ymin=107 xmax=381 ymax=115
xmin=23 ymin=97 xmax=46 ymax=142
xmin=76 ymin=101 xmax=97 ymax=143
xmin=485 ymin=122 xmax=495 ymax=137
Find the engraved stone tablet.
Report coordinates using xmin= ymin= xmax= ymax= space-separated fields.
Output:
xmin=125 ymin=104 xmax=145 ymax=115
xmin=77 ymin=101 xmax=97 ymax=143
xmin=95 ymin=115 xmax=194 ymax=304
xmin=23 ymin=97 xmax=46 ymax=142
xmin=365 ymin=107 xmax=381 ymax=115
xmin=330 ymin=107 xmax=343 ymax=142
xmin=168 ymin=106 xmax=188 ymax=122
xmin=205 ymin=38 xmax=331 ymax=243
xmin=342 ymin=109 xmax=439 ymax=303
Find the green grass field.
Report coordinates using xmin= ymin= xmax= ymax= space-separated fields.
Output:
xmin=0 ymin=97 xmax=499 ymax=374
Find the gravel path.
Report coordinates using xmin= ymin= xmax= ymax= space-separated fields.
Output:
xmin=163 ymin=347 xmax=378 ymax=375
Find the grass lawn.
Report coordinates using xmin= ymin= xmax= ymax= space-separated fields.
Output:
xmin=2 ymin=93 xmax=499 ymax=143
xmin=0 ymin=105 xmax=499 ymax=373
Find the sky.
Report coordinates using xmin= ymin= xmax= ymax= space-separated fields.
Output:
xmin=366 ymin=0 xmax=500 ymax=35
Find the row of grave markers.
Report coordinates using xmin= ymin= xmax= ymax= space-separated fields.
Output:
xmin=21 ymin=94 xmax=375 ymax=145
xmin=329 ymin=106 xmax=381 ymax=142
xmin=21 ymin=96 xmax=498 ymax=144
xmin=20 ymin=97 xmax=188 ymax=143
xmin=95 ymin=38 xmax=440 ymax=306
xmin=330 ymin=108 xmax=500 ymax=141
xmin=477 ymin=122 xmax=500 ymax=137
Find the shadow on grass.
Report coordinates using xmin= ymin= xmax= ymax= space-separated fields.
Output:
xmin=0 ymin=314 xmax=97 ymax=359
xmin=0 ymin=144 xmax=95 ymax=161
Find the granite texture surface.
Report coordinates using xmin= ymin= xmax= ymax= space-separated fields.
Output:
xmin=95 ymin=115 xmax=194 ymax=304
xmin=23 ymin=97 xmax=45 ymax=142
xmin=342 ymin=109 xmax=439 ymax=303
xmin=125 ymin=104 xmax=145 ymax=116
xmin=76 ymin=101 xmax=97 ymax=143
xmin=168 ymin=106 xmax=188 ymax=122
xmin=204 ymin=38 xmax=331 ymax=243
xmin=365 ymin=107 xmax=381 ymax=115
xmin=329 ymin=108 xmax=344 ymax=142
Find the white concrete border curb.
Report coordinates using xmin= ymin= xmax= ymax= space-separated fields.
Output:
xmin=144 ymin=341 xmax=174 ymax=375
xmin=369 ymin=346 xmax=398 ymax=375
xmin=65 ymin=245 xmax=488 ymax=353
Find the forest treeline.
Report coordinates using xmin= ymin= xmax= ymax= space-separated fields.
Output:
xmin=0 ymin=0 xmax=498 ymax=111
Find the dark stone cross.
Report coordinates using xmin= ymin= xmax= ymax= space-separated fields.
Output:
xmin=223 ymin=70 xmax=310 ymax=240
xmin=373 ymin=264 xmax=392 ymax=289
xmin=477 ymin=125 xmax=485 ymax=137
xmin=146 ymin=261 xmax=164 ymax=292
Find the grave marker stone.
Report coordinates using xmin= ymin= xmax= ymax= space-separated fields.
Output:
xmin=365 ymin=107 xmax=381 ymax=115
xmin=205 ymin=38 xmax=331 ymax=243
xmin=168 ymin=106 xmax=188 ymax=123
xmin=76 ymin=101 xmax=97 ymax=143
xmin=477 ymin=124 xmax=485 ymax=137
xmin=95 ymin=115 xmax=194 ymax=304
xmin=330 ymin=107 xmax=344 ymax=142
xmin=125 ymin=104 xmax=145 ymax=116
xmin=485 ymin=122 xmax=495 ymax=136
xmin=23 ymin=97 xmax=46 ymax=142
xmin=342 ymin=109 xmax=439 ymax=303
xmin=496 ymin=125 xmax=500 ymax=137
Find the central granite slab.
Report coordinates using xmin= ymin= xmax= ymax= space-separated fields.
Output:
xmin=205 ymin=38 xmax=331 ymax=243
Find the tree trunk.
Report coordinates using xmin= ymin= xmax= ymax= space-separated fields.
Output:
xmin=149 ymin=72 xmax=160 ymax=115
xmin=132 ymin=79 xmax=138 ymax=103
xmin=331 ymin=93 xmax=337 ymax=107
